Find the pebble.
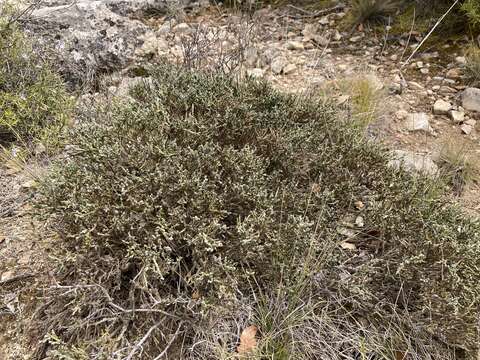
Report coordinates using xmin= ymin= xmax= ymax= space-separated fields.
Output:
xmin=433 ymin=99 xmax=452 ymax=115
xmin=287 ymin=41 xmax=304 ymax=51
xmin=450 ymin=110 xmax=465 ymax=123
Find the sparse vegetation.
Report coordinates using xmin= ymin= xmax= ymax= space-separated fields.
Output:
xmin=437 ymin=138 xmax=479 ymax=195
xmin=0 ymin=3 xmax=71 ymax=150
xmin=345 ymin=0 xmax=400 ymax=27
xmin=465 ymin=45 xmax=480 ymax=86
xmin=35 ymin=63 xmax=480 ymax=358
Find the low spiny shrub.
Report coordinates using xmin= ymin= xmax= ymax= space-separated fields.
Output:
xmin=37 ymin=64 xmax=480 ymax=358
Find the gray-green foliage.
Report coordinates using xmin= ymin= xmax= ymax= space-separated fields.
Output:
xmin=0 ymin=4 xmax=71 ymax=148
xmin=38 ymin=64 xmax=480 ymax=357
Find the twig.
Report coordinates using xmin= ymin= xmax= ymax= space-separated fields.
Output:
xmin=0 ymin=273 xmax=35 ymax=286
xmin=124 ymin=321 xmax=163 ymax=360
xmin=402 ymin=0 xmax=460 ymax=68
xmin=153 ymin=321 xmax=184 ymax=360
xmin=283 ymin=4 xmax=346 ymax=19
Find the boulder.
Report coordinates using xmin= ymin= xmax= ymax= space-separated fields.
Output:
xmin=462 ymin=87 xmax=480 ymax=112
xmin=388 ymin=150 xmax=438 ymax=177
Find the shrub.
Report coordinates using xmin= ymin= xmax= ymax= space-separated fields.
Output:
xmin=0 ymin=4 xmax=71 ymax=148
xmin=37 ymin=64 xmax=480 ymax=358
xmin=437 ymin=138 xmax=478 ymax=195
xmin=465 ymin=45 xmax=480 ymax=86
xmin=346 ymin=0 xmax=400 ymax=27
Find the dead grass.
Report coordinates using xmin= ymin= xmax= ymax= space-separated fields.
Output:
xmin=464 ymin=45 xmax=480 ymax=87
xmin=436 ymin=138 xmax=479 ymax=195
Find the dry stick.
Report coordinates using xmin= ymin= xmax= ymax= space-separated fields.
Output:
xmin=284 ymin=4 xmax=346 ymax=19
xmin=399 ymin=7 xmax=416 ymax=65
xmin=152 ymin=321 xmax=184 ymax=360
xmin=402 ymin=0 xmax=461 ymax=68
xmin=124 ymin=321 xmax=163 ymax=360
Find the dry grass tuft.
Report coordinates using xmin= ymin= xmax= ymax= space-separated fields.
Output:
xmin=437 ymin=138 xmax=479 ymax=195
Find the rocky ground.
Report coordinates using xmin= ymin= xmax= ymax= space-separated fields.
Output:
xmin=1 ymin=1 xmax=480 ymax=358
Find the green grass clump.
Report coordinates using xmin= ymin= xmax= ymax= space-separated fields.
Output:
xmin=0 ymin=5 xmax=71 ymax=149
xmin=37 ymin=64 xmax=480 ymax=358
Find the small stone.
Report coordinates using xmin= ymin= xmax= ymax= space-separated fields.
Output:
xmin=462 ymin=87 xmax=480 ymax=112
xmin=389 ymin=83 xmax=402 ymax=95
xmin=1 ymin=271 xmax=14 ymax=282
xmin=433 ymin=99 xmax=452 ymax=115
xmin=354 ymin=200 xmax=365 ymax=210
xmin=286 ymin=41 xmax=304 ymax=51
xmin=395 ymin=109 xmax=409 ymax=120
xmin=388 ymin=150 xmax=438 ymax=176
xmin=247 ymin=68 xmax=265 ymax=78
xmin=420 ymin=68 xmax=429 ymax=74
xmin=461 ymin=124 xmax=473 ymax=134
xmin=390 ymin=54 xmax=398 ymax=61
xmin=455 ymin=56 xmax=466 ymax=65
xmin=416 ymin=61 xmax=424 ymax=68
xmin=408 ymin=81 xmax=424 ymax=90
xmin=450 ymin=110 xmax=465 ymax=123
xmin=355 ymin=216 xmax=364 ymax=228
xmin=446 ymin=68 xmax=462 ymax=79
xmin=20 ymin=180 xmax=37 ymax=191
xmin=350 ymin=35 xmax=362 ymax=43
xmin=465 ymin=118 xmax=477 ymax=126
xmin=318 ymin=16 xmax=329 ymax=25
xmin=283 ymin=63 xmax=297 ymax=75
xmin=271 ymin=57 xmax=287 ymax=74
xmin=173 ymin=23 xmax=191 ymax=34
xmin=404 ymin=113 xmax=433 ymax=133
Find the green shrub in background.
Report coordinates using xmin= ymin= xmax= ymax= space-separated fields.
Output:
xmin=36 ymin=63 xmax=480 ymax=358
xmin=0 ymin=6 xmax=71 ymax=149
xmin=462 ymin=0 xmax=480 ymax=29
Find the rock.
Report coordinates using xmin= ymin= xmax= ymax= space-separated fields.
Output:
xmin=349 ymin=35 xmax=362 ymax=43
xmin=271 ymin=57 xmax=287 ymax=74
xmin=395 ymin=109 xmax=409 ymax=120
xmin=283 ymin=63 xmax=297 ymax=75
xmin=455 ymin=56 xmax=466 ymax=65
xmin=446 ymin=68 xmax=462 ymax=79
xmin=462 ymin=87 xmax=480 ymax=112
xmin=318 ymin=16 xmax=329 ymax=25
xmin=389 ymin=150 xmax=438 ymax=176
xmin=450 ymin=110 xmax=465 ymax=123
xmin=433 ymin=99 xmax=452 ymax=115
xmin=364 ymin=73 xmax=383 ymax=91
xmin=461 ymin=124 xmax=473 ymax=134
xmin=173 ymin=22 xmax=191 ymax=35
xmin=20 ymin=180 xmax=37 ymax=191
xmin=247 ymin=68 xmax=265 ymax=78
xmin=420 ymin=68 xmax=429 ymax=74
xmin=286 ymin=41 xmax=304 ymax=51
xmin=408 ymin=81 xmax=424 ymax=90
xmin=333 ymin=30 xmax=342 ymax=41
xmin=27 ymin=1 xmax=153 ymax=86
xmin=404 ymin=113 xmax=433 ymax=133
xmin=389 ymin=82 xmax=402 ymax=95
xmin=1 ymin=271 xmax=14 ymax=282
xmin=465 ymin=119 xmax=477 ymax=126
